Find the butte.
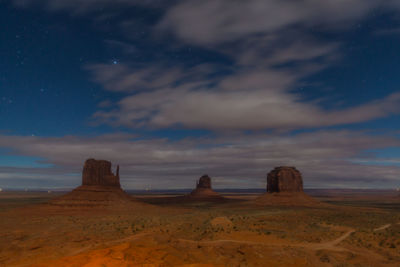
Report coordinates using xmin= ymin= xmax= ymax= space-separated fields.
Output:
xmin=255 ymin=166 xmax=318 ymax=206
xmin=187 ymin=174 xmax=224 ymax=201
xmin=51 ymin=159 xmax=139 ymax=208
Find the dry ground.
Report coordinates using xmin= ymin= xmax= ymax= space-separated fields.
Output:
xmin=0 ymin=191 xmax=399 ymax=267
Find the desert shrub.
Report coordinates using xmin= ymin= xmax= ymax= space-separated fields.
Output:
xmin=319 ymin=254 xmax=330 ymax=263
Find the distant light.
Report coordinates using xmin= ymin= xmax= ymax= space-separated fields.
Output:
xmin=112 ymin=60 xmax=118 ymax=65
xmin=0 ymin=188 xmax=2 ymax=192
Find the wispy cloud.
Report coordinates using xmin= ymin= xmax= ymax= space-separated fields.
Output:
xmin=158 ymin=0 xmax=384 ymax=45
xmin=90 ymin=60 xmax=400 ymax=130
xmin=85 ymin=63 xmax=217 ymax=93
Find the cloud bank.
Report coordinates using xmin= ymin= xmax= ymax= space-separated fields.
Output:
xmin=0 ymin=131 xmax=399 ymax=189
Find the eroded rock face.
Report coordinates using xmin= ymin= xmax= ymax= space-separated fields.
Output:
xmin=82 ymin=159 xmax=120 ymax=187
xmin=49 ymin=158 xmax=141 ymax=207
xmin=267 ymin=166 xmax=303 ymax=193
xmin=196 ymin=175 xmax=212 ymax=189
xmin=189 ymin=174 xmax=222 ymax=199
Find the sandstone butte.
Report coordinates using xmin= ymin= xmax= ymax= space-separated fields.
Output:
xmin=51 ymin=159 xmax=137 ymax=207
xmin=255 ymin=166 xmax=319 ymax=206
xmin=188 ymin=174 xmax=224 ymax=200
xmin=267 ymin=166 xmax=303 ymax=193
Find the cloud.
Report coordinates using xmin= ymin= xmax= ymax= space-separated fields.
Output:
xmin=0 ymin=166 xmax=79 ymax=189
xmin=88 ymin=37 xmax=353 ymax=130
xmin=0 ymin=131 xmax=400 ymax=189
xmin=158 ymin=0 xmax=382 ymax=45
xmin=86 ymin=63 xmax=217 ymax=92
xmin=91 ymin=59 xmax=400 ymax=130
xmin=12 ymin=0 xmax=161 ymax=15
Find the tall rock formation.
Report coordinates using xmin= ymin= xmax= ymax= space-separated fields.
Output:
xmin=82 ymin=159 xmax=120 ymax=187
xmin=51 ymin=159 xmax=137 ymax=207
xmin=188 ymin=175 xmax=223 ymax=200
xmin=196 ymin=175 xmax=212 ymax=189
xmin=267 ymin=166 xmax=303 ymax=193
xmin=255 ymin=166 xmax=318 ymax=206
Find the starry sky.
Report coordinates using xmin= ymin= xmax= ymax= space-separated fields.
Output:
xmin=1 ymin=0 xmax=400 ymax=190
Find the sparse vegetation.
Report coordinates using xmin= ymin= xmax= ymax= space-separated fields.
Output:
xmin=0 ymin=192 xmax=399 ymax=266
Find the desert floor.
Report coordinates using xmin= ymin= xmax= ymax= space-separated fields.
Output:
xmin=0 ymin=190 xmax=399 ymax=267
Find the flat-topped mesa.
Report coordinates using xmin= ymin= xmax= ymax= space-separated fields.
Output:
xmin=255 ymin=166 xmax=318 ymax=206
xmin=82 ymin=159 xmax=120 ymax=187
xmin=267 ymin=166 xmax=303 ymax=193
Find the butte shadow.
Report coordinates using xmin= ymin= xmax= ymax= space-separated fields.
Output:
xmin=254 ymin=166 xmax=319 ymax=206
xmin=50 ymin=159 xmax=144 ymax=208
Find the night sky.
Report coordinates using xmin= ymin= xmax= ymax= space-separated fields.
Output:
xmin=1 ymin=0 xmax=400 ymax=190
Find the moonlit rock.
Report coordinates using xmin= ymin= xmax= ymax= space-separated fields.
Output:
xmin=267 ymin=166 xmax=303 ymax=193
xmin=82 ymin=159 xmax=120 ymax=187
xmin=50 ymin=158 xmax=139 ymax=207
xmin=255 ymin=166 xmax=318 ymax=206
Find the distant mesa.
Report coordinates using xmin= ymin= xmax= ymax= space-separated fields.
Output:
xmin=267 ymin=166 xmax=303 ymax=193
xmin=196 ymin=175 xmax=212 ymax=189
xmin=188 ymin=174 xmax=224 ymax=200
xmin=82 ymin=159 xmax=120 ymax=187
xmin=51 ymin=159 xmax=137 ymax=207
xmin=255 ymin=166 xmax=318 ymax=206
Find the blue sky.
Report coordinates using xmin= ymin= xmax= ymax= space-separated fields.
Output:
xmin=1 ymin=0 xmax=400 ymax=189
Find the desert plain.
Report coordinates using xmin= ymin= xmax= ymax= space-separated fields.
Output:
xmin=0 ymin=189 xmax=399 ymax=267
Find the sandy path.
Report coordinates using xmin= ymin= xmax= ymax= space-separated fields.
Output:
xmin=374 ymin=222 xmax=400 ymax=231
xmin=374 ymin=224 xmax=391 ymax=231
xmin=176 ymin=221 xmax=399 ymax=252
xmin=304 ymin=229 xmax=355 ymax=251
xmin=34 ymin=221 xmax=400 ymax=265
xmin=177 ymin=227 xmax=356 ymax=252
xmin=59 ymin=221 xmax=400 ymax=256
